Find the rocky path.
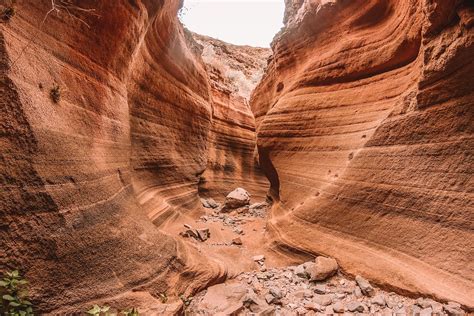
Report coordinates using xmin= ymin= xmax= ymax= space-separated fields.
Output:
xmin=187 ymin=262 xmax=466 ymax=315
xmin=175 ymin=188 xmax=467 ymax=315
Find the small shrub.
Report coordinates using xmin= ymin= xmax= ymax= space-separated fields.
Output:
xmin=0 ymin=270 xmax=34 ymax=316
xmin=1 ymin=6 xmax=15 ymax=21
xmin=179 ymin=294 xmax=193 ymax=307
xmin=87 ymin=305 xmax=112 ymax=316
xmin=121 ymin=307 xmax=139 ymax=316
xmin=50 ymin=84 xmax=61 ymax=103
xmin=159 ymin=292 xmax=167 ymax=304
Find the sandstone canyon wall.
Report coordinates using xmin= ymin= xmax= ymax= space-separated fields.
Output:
xmin=0 ymin=0 xmax=265 ymax=312
xmin=252 ymin=0 xmax=474 ymax=308
xmin=192 ymin=33 xmax=270 ymax=201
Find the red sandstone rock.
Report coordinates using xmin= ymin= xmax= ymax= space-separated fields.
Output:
xmin=251 ymin=0 xmax=474 ymax=308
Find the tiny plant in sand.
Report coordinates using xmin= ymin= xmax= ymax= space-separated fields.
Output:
xmin=87 ymin=305 xmax=112 ymax=316
xmin=87 ymin=305 xmax=140 ymax=316
xmin=159 ymin=292 xmax=168 ymax=303
xmin=179 ymin=294 xmax=193 ymax=307
xmin=50 ymin=84 xmax=61 ymax=103
xmin=121 ymin=307 xmax=139 ymax=316
xmin=0 ymin=270 xmax=34 ymax=316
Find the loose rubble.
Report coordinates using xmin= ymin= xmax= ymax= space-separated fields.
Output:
xmin=188 ymin=255 xmax=467 ymax=315
xmin=179 ymin=225 xmax=210 ymax=242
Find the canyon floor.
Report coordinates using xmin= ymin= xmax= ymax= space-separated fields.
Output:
xmin=156 ymin=192 xmax=468 ymax=316
xmin=1 ymin=0 xmax=472 ymax=315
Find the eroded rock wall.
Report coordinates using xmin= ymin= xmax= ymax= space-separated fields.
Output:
xmin=193 ymin=34 xmax=270 ymax=201
xmin=251 ymin=0 xmax=474 ymax=308
xmin=1 ymin=0 xmax=232 ymax=312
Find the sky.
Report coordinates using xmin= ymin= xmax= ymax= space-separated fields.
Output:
xmin=180 ymin=0 xmax=285 ymax=47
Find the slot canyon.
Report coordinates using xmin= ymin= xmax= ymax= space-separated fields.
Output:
xmin=1 ymin=0 xmax=473 ymax=315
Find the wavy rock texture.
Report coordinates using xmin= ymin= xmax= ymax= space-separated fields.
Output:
xmin=252 ymin=0 xmax=474 ymax=308
xmin=192 ymin=34 xmax=270 ymax=200
xmin=0 ymin=0 xmax=250 ymax=312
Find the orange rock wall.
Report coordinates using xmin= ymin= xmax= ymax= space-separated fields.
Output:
xmin=252 ymin=0 xmax=474 ymax=308
xmin=193 ymin=34 xmax=270 ymax=201
xmin=0 ymin=0 xmax=260 ymax=312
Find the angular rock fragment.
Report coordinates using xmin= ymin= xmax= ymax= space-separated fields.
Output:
xmin=371 ymin=294 xmax=386 ymax=306
xmin=313 ymin=284 xmax=327 ymax=294
xmin=346 ymin=301 xmax=365 ymax=312
xmin=304 ymin=302 xmax=324 ymax=312
xmin=196 ymin=228 xmax=210 ymax=241
xmin=223 ymin=188 xmax=251 ymax=210
xmin=200 ymin=197 xmax=220 ymax=209
xmin=332 ymin=301 xmax=345 ymax=313
xmin=309 ymin=256 xmax=338 ymax=281
xmin=252 ymin=255 xmax=265 ymax=262
xmin=355 ymin=275 xmax=375 ymax=296
xmin=232 ymin=237 xmax=243 ymax=245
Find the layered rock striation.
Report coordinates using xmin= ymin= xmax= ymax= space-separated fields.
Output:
xmin=192 ymin=33 xmax=270 ymax=201
xmin=252 ymin=0 xmax=474 ymax=308
xmin=0 ymin=0 xmax=266 ymax=312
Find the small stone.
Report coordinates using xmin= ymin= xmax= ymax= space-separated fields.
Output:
xmin=335 ymin=293 xmax=346 ymax=299
xmin=431 ymin=301 xmax=443 ymax=314
xmin=444 ymin=304 xmax=464 ymax=316
xmin=196 ymin=228 xmax=210 ymax=241
xmin=420 ymin=307 xmax=433 ymax=316
xmin=304 ymin=302 xmax=323 ymax=312
xmin=253 ymin=255 xmax=265 ymax=262
xmin=332 ymin=302 xmax=345 ymax=313
xmin=309 ymin=256 xmax=338 ymax=281
xmin=354 ymin=286 xmax=363 ymax=298
xmin=288 ymin=303 xmax=298 ymax=309
xmin=324 ymin=305 xmax=334 ymax=314
xmin=200 ymin=197 xmax=220 ymax=209
xmin=313 ymin=294 xmax=333 ymax=306
xmin=411 ymin=304 xmax=421 ymax=315
xmin=313 ymin=284 xmax=327 ymax=294
xmin=179 ymin=229 xmax=198 ymax=239
xmin=371 ymin=294 xmax=386 ymax=306
xmin=355 ymin=275 xmax=375 ymax=296
xmin=234 ymin=227 xmax=244 ymax=235
xmin=265 ymin=293 xmax=277 ymax=304
xmin=184 ymin=224 xmax=192 ymax=229
xmin=270 ymin=287 xmax=284 ymax=299
xmin=346 ymin=301 xmax=365 ymax=312
xmin=232 ymin=237 xmax=242 ymax=245
xmin=295 ymin=263 xmax=309 ymax=279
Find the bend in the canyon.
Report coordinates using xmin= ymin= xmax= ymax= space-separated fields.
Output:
xmin=0 ymin=0 xmax=473 ymax=314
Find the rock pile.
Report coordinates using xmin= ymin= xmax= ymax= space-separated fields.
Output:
xmin=188 ymin=257 xmax=466 ymax=315
xmin=179 ymin=225 xmax=210 ymax=242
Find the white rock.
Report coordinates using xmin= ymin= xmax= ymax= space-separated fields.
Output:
xmin=224 ymin=188 xmax=251 ymax=210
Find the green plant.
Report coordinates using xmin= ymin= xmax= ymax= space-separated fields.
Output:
xmin=179 ymin=294 xmax=193 ymax=307
xmin=121 ymin=307 xmax=139 ymax=316
xmin=87 ymin=305 xmax=112 ymax=316
xmin=0 ymin=270 xmax=33 ymax=316
xmin=159 ymin=292 xmax=168 ymax=304
xmin=50 ymin=84 xmax=61 ymax=103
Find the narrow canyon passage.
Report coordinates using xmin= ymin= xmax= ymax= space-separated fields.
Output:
xmin=1 ymin=0 xmax=473 ymax=315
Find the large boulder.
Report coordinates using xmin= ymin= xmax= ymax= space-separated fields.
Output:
xmin=309 ymin=256 xmax=339 ymax=281
xmin=224 ymin=188 xmax=251 ymax=210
